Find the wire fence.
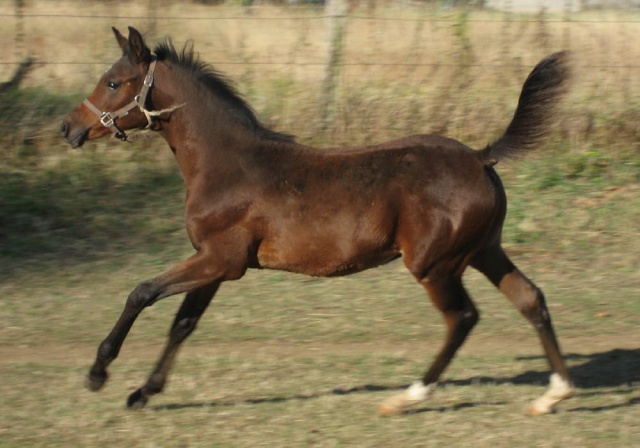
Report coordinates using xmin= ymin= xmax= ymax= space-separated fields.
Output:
xmin=3 ymin=0 xmax=640 ymax=71
xmin=2 ymin=0 xmax=640 ymax=148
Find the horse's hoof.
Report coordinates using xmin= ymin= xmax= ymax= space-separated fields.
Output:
xmin=527 ymin=403 xmax=553 ymax=416
xmin=377 ymin=393 xmax=410 ymax=417
xmin=85 ymin=372 xmax=108 ymax=392
xmin=527 ymin=374 xmax=573 ymax=416
xmin=127 ymin=388 xmax=148 ymax=410
xmin=378 ymin=381 xmax=433 ymax=417
xmin=378 ymin=402 xmax=403 ymax=417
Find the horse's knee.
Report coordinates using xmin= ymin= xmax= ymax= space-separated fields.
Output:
xmin=126 ymin=281 xmax=158 ymax=310
xmin=516 ymin=286 xmax=551 ymax=328
xmin=448 ymin=305 xmax=479 ymax=337
xmin=456 ymin=306 xmax=479 ymax=336
xmin=462 ymin=307 xmax=479 ymax=330
xmin=170 ymin=317 xmax=197 ymax=343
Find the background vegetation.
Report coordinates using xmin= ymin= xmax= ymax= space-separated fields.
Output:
xmin=0 ymin=1 xmax=638 ymax=446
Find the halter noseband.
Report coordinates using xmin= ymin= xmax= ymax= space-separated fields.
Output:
xmin=83 ymin=58 xmax=158 ymax=141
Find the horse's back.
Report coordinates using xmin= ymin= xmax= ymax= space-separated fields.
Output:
xmin=251 ymin=135 xmax=504 ymax=278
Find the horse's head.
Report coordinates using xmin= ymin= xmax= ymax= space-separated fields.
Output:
xmin=61 ymin=26 xmax=155 ymax=148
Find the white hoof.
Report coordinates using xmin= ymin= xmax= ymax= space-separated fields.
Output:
xmin=378 ymin=381 xmax=435 ymax=417
xmin=527 ymin=373 xmax=573 ymax=415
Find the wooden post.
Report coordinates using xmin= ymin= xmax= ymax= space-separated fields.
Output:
xmin=14 ymin=0 xmax=25 ymax=62
xmin=562 ymin=0 xmax=572 ymax=50
xmin=320 ymin=0 xmax=348 ymax=134
xmin=148 ymin=0 xmax=157 ymax=39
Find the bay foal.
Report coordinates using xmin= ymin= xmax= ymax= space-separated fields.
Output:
xmin=61 ymin=27 xmax=573 ymax=415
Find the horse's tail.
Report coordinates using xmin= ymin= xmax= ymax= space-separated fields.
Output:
xmin=480 ymin=51 xmax=571 ymax=166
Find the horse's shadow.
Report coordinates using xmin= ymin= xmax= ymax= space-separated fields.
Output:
xmin=152 ymin=348 xmax=640 ymax=413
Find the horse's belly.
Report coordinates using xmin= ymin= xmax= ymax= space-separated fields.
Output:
xmin=256 ymin=234 xmax=400 ymax=277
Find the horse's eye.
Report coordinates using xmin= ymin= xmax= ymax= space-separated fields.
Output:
xmin=106 ymin=81 xmax=120 ymax=91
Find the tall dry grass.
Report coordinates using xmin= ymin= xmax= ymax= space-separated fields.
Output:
xmin=1 ymin=1 xmax=639 ymax=150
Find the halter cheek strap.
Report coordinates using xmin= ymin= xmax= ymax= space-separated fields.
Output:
xmin=83 ymin=58 xmax=158 ymax=141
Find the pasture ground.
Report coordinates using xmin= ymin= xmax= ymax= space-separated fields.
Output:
xmin=1 ymin=221 xmax=638 ymax=447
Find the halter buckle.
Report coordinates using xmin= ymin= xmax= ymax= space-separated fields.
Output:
xmin=100 ymin=112 xmax=115 ymax=128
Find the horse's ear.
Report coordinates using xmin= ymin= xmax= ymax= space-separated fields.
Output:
xmin=112 ymin=27 xmax=128 ymax=53
xmin=127 ymin=26 xmax=151 ymax=64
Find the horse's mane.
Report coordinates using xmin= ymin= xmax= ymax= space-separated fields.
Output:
xmin=153 ymin=39 xmax=294 ymax=142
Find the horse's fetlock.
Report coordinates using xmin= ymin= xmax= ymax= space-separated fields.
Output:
xmin=170 ymin=317 xmax=197 ymax=343
xmin=146 ymin=373 xmax=166 ymax=393
xmin=97 ymin=341 xmax=114 ymax=361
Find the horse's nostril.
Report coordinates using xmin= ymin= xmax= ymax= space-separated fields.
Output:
xmin=60 ymin=121 xmax=69 ymax=138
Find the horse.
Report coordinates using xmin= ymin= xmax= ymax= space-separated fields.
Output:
xmin=60 ymin=26 xmax=573 ymax=416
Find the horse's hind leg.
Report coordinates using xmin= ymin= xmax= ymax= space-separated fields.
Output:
xmin=127 ymin=281 xmax=220 ymax=409
xmin=379 ymin=276 xmax=479 ymax=416
xmin=471 ymin=245 xmax=573 ymax=415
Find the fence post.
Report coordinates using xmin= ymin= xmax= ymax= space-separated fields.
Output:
xmin=562 ymin=0 xmax=572 ymax=49
xmin=14 ymin=0 xmax=25 ymax=62
xmin=148 ymin=0 xmax=157 ymax=39
xmin=320 ymin=0 xmax=348 ymax=134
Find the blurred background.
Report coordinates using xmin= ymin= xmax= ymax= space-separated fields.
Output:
xmin=1 ymin=0 xmax=639 ymax=261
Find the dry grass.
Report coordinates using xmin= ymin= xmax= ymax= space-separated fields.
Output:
xmin=0 ymin=253 xmax=639 ymax=447
xmin=0 ymin=353 xmax=638 ymax=447
xmin=2 ymin=1 xmax=640 ymax=148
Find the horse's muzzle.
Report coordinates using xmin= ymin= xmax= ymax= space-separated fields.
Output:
xmin=60 ymin=119 xmax=88 ymax=148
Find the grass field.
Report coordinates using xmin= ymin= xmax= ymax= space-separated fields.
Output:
xmin=1 ymin=1 xmax=639 ymax=447
xmin=1 ymin=250 xmax=639 ymax=447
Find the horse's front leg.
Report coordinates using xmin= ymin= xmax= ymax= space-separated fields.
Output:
xmin=86 ymin=250 xmax=240 ymax=392
xmin=127 ymin=281 xmax=220 ymax=409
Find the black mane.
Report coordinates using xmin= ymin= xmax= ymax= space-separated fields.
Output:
xmin=153 ymin=39 xmax=294 ymax=142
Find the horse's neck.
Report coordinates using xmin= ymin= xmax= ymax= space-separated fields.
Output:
xmin=163 ymin=119 xmax=253 ymax=188
xmin=153 ymin=64 xmax=256 ymax=184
